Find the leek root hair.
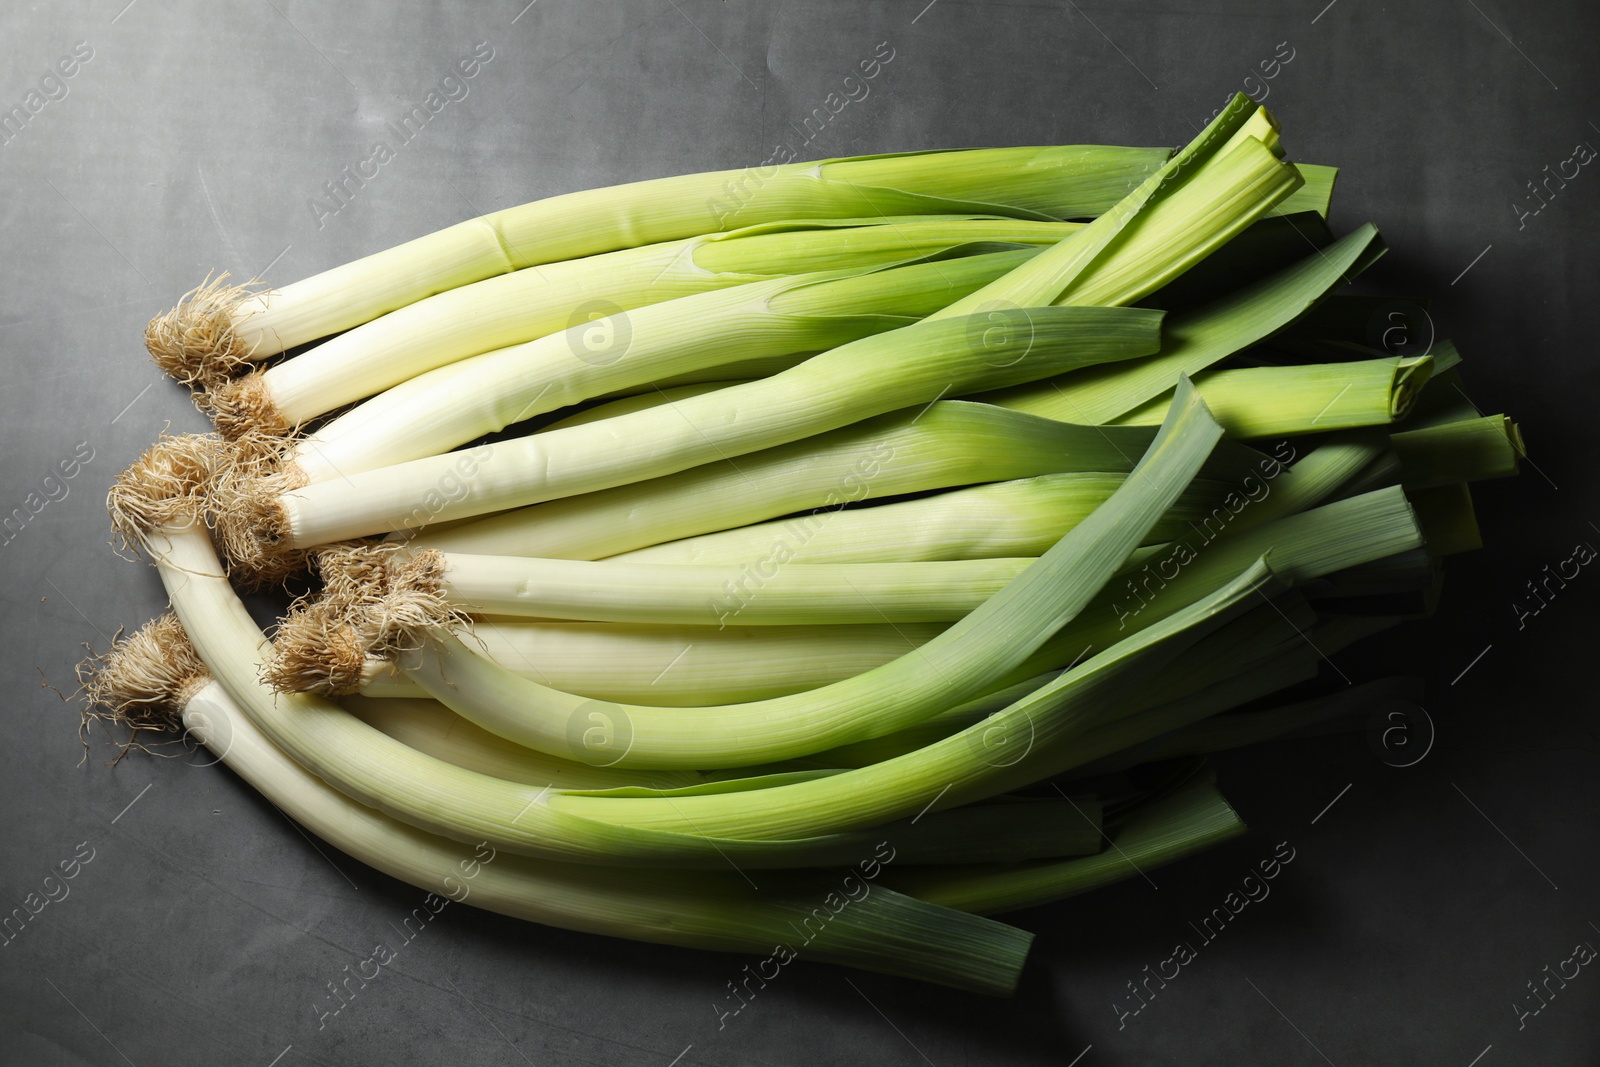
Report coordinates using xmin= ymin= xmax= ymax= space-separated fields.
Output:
xmin=107 ymin=432 xmax=220 ymax=555
xmin=206 ymin=433 xmax=309 ymax=588
xmin=201 ymin=371 xmax=291 ymax=439
xmin=263 ymin=594 xmax=368 ymax=696
xmin=107 ymin=425 xmax=308 ymax=581
xmin=144 ymin=272 xmax=266 ymax=388
xmin=76 ymin=613 xmax=206 ymax=762
xmin=312 ymin=540 xmax=401 ymax=602
xmin=265 ymin=543 xmax=462 ymax=694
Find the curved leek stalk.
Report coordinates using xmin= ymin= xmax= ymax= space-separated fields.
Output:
xmin=106 ymin=619 xmax=1241 ymax=990
xmin=338 ymin=695 xmax=699 ymax=789
xmin=396 ymin=380 xmax=1222 ymax=768
xmin=177 ymin=677 xmax=1035 ymax=993
xmin=335 ymin=690 xmax=1109 ymax=866
xmin=544 ymin=561 xmax=1281 ymax=841
xmin=810 ymin=595 xmax=1323 ymax=770
xmin=139 ymin=518 xmax=1100 ymax=870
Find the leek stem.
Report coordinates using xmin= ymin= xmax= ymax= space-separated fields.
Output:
xmin=395 ymin=380 xmax=1224 ymax=768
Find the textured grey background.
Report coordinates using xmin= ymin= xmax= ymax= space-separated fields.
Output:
xmin=2 ymin=1 xmax=1598 ymax=1064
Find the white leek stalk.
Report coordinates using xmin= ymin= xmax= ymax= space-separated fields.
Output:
xmin=409 ymin=549 xmax=1033 ymax=626
xmin=354 ymin=621 xmax=945 ymax=705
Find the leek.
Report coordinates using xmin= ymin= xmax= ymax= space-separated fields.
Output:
xmin=135 ymin=513 xmax=1116 ymax=869
xmin=1391 ymin=414 xmax=1523 ymax=487
xmin=216 ymin=100 xmax=1298 ymax=575
xmin=287 ymin=246 xmax=1053 ymax=481
xmin=81 ymin=616 xmax=1036 ymax=992
xmin=407 ymin=401 xmax=1266 ymax=561
xmin=616 ymin=473 xmax=1227 ymax=566
xmin=210 ymin=219 xmax=1076 ymax=439
xmin=812 ymin=595 xmax=1324 ymax=770
xmin=1112 ymin=354 xmax=1433 ymax=437
xmin=544 ymin=561 xmax=1286 ymax=841
xmin=353 ymin=621 xmax=945 ymax=705
xmin=146 ymin=144 xmax=1172 ymax=384
xmin=979 ymin=223 xmax=1385 ymax=424
xmin=886 ymin=774 xmax=1245 ymax=915
xmin=379 ymin=547 xmax=1034 ymax=626
xmin=385 ymin=381 xmax=1226 ymax=768
xmin=221 ymin=308 xmax=1163 ymax=570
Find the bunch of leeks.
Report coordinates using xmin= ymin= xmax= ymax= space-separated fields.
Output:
xmin=80 ymin=96 xmax=1522 ymax=995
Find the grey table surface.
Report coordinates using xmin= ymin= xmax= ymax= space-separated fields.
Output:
xmin=3 ymin=1 xmax=1598 ymax=1064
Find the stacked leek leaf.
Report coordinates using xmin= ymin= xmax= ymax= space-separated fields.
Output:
xmin=83 ymin=97 xmax=1521 ymax=994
